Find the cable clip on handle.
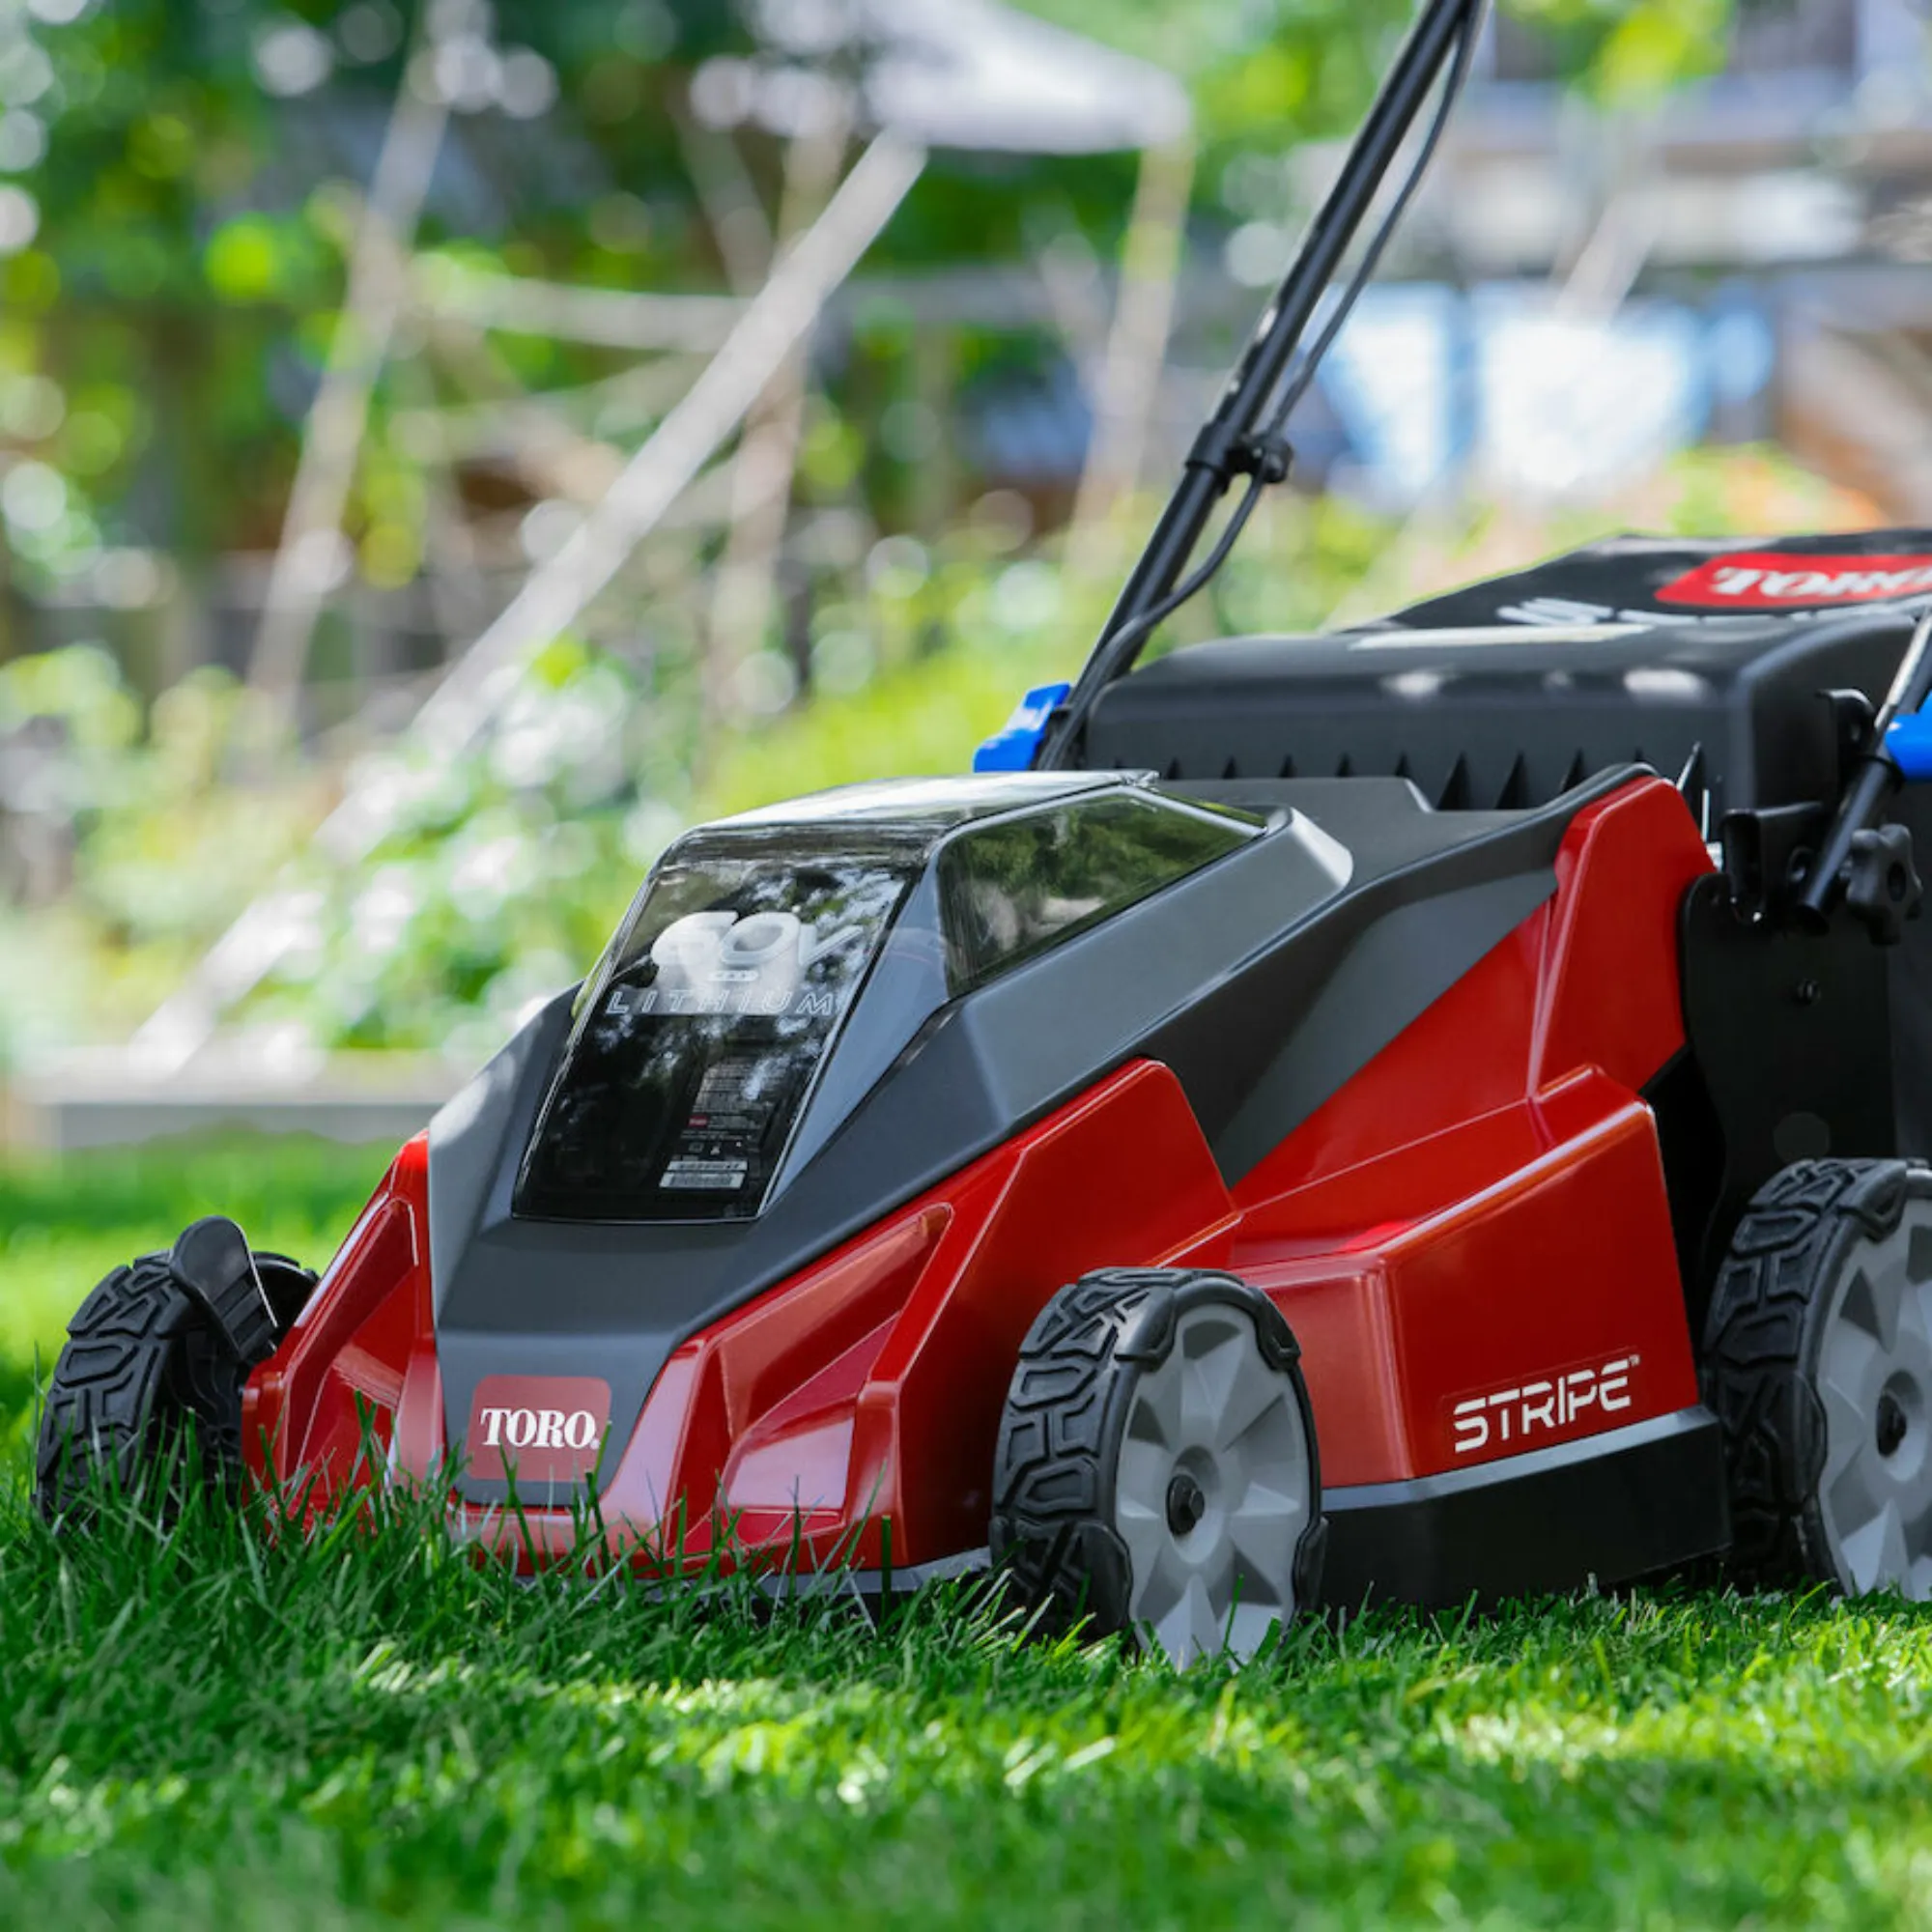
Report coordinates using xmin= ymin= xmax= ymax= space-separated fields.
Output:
xmin=1184 ymin=422 xmax=1293 ymax=490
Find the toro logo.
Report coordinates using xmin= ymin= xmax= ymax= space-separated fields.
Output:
xmin=1448 ymin=1353 xmax=1637 ymax=1458
xmin=1658 ymin=552 xmax=1932 ymax=610
xmin=465 ymin=1375 xmax=612 ymax=1484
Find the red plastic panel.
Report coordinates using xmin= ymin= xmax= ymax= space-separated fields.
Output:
xmin=242 ymin=1134 xmax=430 ymax=1497
xmin=1383 ymin=1089 xmax=1695 ymax=1470
xmin=1238 ymin=1084 xmax=1697 ymax=1484
xmin=1231 ymin=918 xmax=1549 ymax=1225
xmin=448 ymin=1059 xmax=1236 ymax=1570
xmin=864 ymin=1057 xmax=1237 ymax=1560
xmin=1530 ymin=778 xmax=1713 ymax=1094
xmin=1228 ymin=777 xmax=1710 ymax=1485
xmin=389 ymin=1329 xmax=445 ymax=1482
xmin=568 ymin=1201 xmax=949 ymax=1556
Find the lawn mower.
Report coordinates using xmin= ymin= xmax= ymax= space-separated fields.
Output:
xmin=38 ymin=0 xmax=1932 ymax=1661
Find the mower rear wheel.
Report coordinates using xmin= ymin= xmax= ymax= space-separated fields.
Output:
xmin=990 ymin=1267 xmax=1323 ymax=1663
xmin=33 ymin=1224 xmax=316 ymax=1523
xmin=1703 ymin=1158 xmax=1932 ymax=1598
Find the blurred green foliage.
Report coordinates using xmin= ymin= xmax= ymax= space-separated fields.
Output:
xmin=236 ymin=492 xmax=1400 ymax=1052
xmin=0 ymin=644 xmax=322 ymax=1060
xmin=0 ymin=446 xmax=1863 ymax=1060
xmin=233 ymin=447 xmax=1861 ymax=1055
xmin=0 ymin=0 xmax=1761 ymax=1065
xmin=0 ymin=0 xmax=1740 ymax=593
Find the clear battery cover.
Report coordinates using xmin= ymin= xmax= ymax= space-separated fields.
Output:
xmin=514 ymin=776 xmax=1260 ymax=1224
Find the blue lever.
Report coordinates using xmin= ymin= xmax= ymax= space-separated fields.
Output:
xmin=1886 ymin=713 xmax=1932 ymax=781
xmin=973 ymin=682 xmax=1071 ymax=772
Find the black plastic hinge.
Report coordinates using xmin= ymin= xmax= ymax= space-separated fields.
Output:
xmin=1185 ymin=421 xmax=1293 ymax=488
xmin=169 ymin=1216 xmax=279 ymax=1365
xmin=1718 ymin=801 xmax=1826 ymax=923
xmin=1821 ymin=687 xmax=1877 ymax=790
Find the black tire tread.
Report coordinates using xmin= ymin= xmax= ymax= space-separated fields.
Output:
xmin=1701 ymin=1157 xmax=1921 ymax=1588
xmin=33 ymin=1240 xmax=314 ymax=1521
xmin=991 ymin=1270 xmax=1170 ymax=1632
xmin=990 ymin=1265 xmax=1312 ymax=1637
xmin=35 ymin=1253 xmax=202 ymax=1517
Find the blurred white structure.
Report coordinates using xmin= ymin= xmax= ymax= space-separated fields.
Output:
xmin=75 ymin=0 xmax=1192 ymax=1134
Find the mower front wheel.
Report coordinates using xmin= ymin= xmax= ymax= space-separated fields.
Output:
xmin=990 ymin=1267 xmax=1324 ymax=1663
xmin=33 ymin=1219 xmax=316 ymax=1523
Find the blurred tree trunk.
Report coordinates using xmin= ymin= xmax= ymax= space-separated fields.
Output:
xmin=0 ymin=544 xmax=28 ymax=665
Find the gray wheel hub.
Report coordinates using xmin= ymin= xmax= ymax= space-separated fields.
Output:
xmin=1818 ymin=1214 xmax=1932 ymax=1597
xmin=1112 ymin=1302 xmax=1313 ymax=1663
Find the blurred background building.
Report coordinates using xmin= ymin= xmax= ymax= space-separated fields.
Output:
xmin=0 ymin=0 xmax=1927 ymax=1144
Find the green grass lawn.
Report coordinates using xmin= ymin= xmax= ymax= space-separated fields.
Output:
xmin=5 ymin=1140 xmax=1932 ymax=1928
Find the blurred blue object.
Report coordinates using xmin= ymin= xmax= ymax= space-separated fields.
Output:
xmin=1301 ymin=282 xmax=1768 ymax=505
xmin=973 ymin=682 xmax=1071 ymax=771
xmin=1887 ymin=712 xmax=1932 ymax=782
xmin=962 ymin=358 xmax=1094 ymax=485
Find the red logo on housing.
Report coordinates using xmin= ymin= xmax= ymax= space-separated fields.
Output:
xmin=1658 ymin=552 xmax=1932 ymax=610
xmin=466 ymin=1376 xmax=612 ymax=1484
